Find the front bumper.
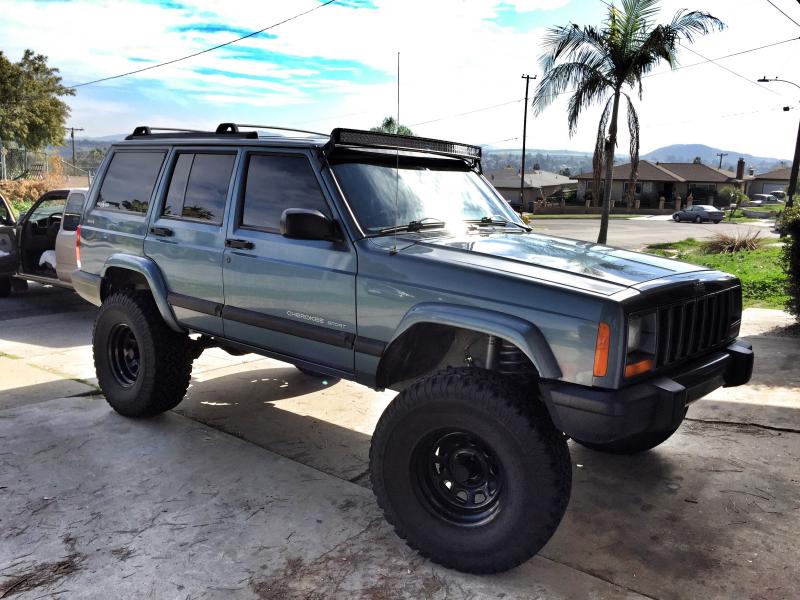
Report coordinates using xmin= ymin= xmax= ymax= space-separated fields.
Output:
xmin=540 ymin=340 xmax=753 ymax=444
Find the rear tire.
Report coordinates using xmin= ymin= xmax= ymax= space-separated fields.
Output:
xmin=370 ymin=368 xmax=571 ymax=574
xmin=93 ymin=292 xmax=193 ymax=418
xmin=0 ymin=277 xmax=11 ymax=298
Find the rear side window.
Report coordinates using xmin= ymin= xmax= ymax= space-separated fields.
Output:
xmin=241 ymin=154 xmax=330 ymax=232
xmin=162 ymin=153 xmax=235 ymax=224
xmin=96 ymin=151 xmax=166 ymax=214
xmin=62 ymin=192 xmax=85 ymax=232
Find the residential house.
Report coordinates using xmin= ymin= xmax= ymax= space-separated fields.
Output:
xmin=748 ymin=166 xmax=794 ymax=197
xmin=485 ymin=169 xmax=577 ymax=211
xmin=575 ymin=159 xmax=752 ymax=207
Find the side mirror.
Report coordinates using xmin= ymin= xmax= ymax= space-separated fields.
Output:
xmin=280 ymin=208 xmax=340 ymax=241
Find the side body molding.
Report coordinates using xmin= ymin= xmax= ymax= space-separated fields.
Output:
xmin=385 ymin=302 xmax=562 ymax=380
xmin=101 ymin=254 xmax=183 ymax=332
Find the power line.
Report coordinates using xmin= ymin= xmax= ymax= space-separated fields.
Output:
xmin=677 ymin=42 xmax=782 ymax=95
xmin=765 ymin=0 xmax=800 ymax=28
xmin=409 ymin=98 xmax=523 ymax=127
xmin=68 ymin=0 xmax=338 ymax=88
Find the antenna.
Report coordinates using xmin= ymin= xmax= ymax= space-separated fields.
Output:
xmin=391 ymin=51 xmax=400 ymax=256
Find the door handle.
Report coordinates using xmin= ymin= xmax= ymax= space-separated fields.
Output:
xmin=226 ymin=238 xmax=254 ymax=250
xmin=150 ymin=226 xmax=173 ymax=237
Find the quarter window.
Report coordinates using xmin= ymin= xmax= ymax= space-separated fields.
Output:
xmin=241 ymin=154 xmax=330 ymax=231
xmin=163 ymin=153 xmax=235 ymax=223
xmin=96 ymin=152 xmax=166 ymax=214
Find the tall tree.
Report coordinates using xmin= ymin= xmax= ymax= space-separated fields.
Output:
xmin=0 ymin=50 xmax=74 ymax=150
xmin=371 ymin=116 xmax=414 ymax=136
xmin=532 ymin=0 xmax=723 ymax=244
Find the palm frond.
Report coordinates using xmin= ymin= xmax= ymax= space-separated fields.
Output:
xmin=669 ymin=9 xmax=725 ymax=45
xmin=623 ymin=93 xmax=640 ymax=206
xmin=592 ymin=97 xmax=614 ymax=201
xmin=538 ymin=23 xmax=608 ymax=74
xmin=532 ymin=58 xmax=610 ymax=119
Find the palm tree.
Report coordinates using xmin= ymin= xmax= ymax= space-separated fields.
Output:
xmin=532 ymin=0 xmax=723 ymax=244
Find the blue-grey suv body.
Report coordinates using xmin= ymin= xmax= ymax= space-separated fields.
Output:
xmin=72 ymin=123 xmax=753 ymax=574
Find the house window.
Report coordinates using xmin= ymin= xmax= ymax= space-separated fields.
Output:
xmin=623 ymin=181 xmax=643 ymax=194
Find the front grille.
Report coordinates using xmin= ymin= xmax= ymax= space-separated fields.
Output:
xmin=655 ymin=286 xmax=740 ymax=368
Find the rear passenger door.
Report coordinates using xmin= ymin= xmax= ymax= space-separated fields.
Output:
xmin=221 ymin=150 xmax=357 ymax=373
xmin=145 ymin=149 xmax=238 ymax=335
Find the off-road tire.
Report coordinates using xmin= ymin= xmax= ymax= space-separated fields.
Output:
xmin=572 ymin=420 xmax=683 ymax=455
xmin=11 ymin=278 xmax=28 ymax=292
xmin=93 ymin=292 xmax=193 ymax=418
xmin=370 ymin=368 xmax=572 ymax=574
xmin=0 ymin=277 xmax=11 ymax=297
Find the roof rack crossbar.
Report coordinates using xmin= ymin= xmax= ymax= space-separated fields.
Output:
xmin=323 ymin=128 xmax=482 ymax=164
xmin=126 ymin=124 xmax=258 ymax=140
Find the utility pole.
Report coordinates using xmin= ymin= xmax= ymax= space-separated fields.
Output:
xmin=716 ymin=152 xmax=728 ymax=169
xmin=758 ymin=77 xmax=800 ymax=208
xmin=68 ymin=126 xmax=84 ymax=173
xmin=520 ymin=74 xmax=536 ymax=215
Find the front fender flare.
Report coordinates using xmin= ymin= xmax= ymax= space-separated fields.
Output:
xmin=101 ymin=254 xmax=183 ymax=332
xmin=384 ymin=302 xmax=562 ymax=380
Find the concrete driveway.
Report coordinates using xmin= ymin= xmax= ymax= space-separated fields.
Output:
xmin=1 ymin=285 xmax=798 ymax=599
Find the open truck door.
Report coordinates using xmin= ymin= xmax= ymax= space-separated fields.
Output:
xmin=0 ymin=193 xmax=19 ymax=297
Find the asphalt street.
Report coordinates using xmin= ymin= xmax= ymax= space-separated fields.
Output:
xmin=531 ymin=216 xmax=777 ymax=250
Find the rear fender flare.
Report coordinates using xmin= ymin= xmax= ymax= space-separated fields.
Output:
xmin=101 ymin=254 xmax=182 ymax=332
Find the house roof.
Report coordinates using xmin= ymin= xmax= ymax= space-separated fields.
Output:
xmin=754 ymin=166 xmax=792 ymax=181
xmin=657 ymin=162 xmax=743 ymax=183
xmin=575 ymin=160 xmax=754 ymax=183
xmin=486 ymin=169 xmax=577 ymax=189
xmin=575 ymin=160 xmax=685 ymax=182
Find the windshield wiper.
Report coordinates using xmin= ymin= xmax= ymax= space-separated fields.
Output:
xmin=465 ymin=216 xmax=531 ymax=231
xmin=377 ymin=217 xmax=447 ymax=235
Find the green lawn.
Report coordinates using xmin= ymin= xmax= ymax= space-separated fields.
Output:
xmin=644 ymin=238 xmax=788 ymax=309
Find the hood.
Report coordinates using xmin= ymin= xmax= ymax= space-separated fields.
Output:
xmin=378 ymin=230 xmax=708 ymax=296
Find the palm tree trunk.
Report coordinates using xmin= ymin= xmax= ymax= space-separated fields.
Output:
xmin=598 ymin=89 xmax=621 ymax=245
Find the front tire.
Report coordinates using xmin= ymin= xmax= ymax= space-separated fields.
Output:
xmin=370 ymin=368 xmax=571 ymax=574
xmin=694 ymin=215 xmax=702 ymax=223
xmin=93 ymin=292 xmax=193 ymax=417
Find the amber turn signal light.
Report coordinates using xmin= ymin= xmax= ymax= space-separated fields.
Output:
xmin=625 ymin=358 xmax=654 ymax=378
xmin=593 ymin=322 xmax=610 ymax=377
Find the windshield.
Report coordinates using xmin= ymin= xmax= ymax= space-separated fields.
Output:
xmin=331 ymin=160 xmax=523 ymax=234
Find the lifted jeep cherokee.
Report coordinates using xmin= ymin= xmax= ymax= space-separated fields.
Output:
xmin=71 ymin=123 xmax=753 ymax=574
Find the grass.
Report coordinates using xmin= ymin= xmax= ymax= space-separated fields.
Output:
xmin=645 ymin=238 xmax=788 ymax=309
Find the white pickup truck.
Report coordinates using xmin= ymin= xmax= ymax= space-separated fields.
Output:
xmin=0 ymin=187 xmax=87 ymax=297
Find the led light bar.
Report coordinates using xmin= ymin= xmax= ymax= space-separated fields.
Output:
xmin=327 ymin=128 xmax=482 ymax=161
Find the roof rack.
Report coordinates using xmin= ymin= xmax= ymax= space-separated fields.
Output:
xmin=323 ymin=128 xmax=482 ymax=164
xmin=125 ymin=124 xmax=258 ymax=140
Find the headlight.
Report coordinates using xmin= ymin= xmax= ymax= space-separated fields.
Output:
xmin=625 ymin=312 xmax=657 ymax=377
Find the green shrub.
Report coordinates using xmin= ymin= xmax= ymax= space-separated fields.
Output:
xmin=781 ymin=204 xmax=800 ymax=320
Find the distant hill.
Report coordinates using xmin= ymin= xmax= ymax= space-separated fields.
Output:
xmin=641 ymin=144 xmax=789 ymax=173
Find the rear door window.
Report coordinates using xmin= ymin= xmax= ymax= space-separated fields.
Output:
xmin=162 ymin=153 xmax=235 ymax=224
xmin=96 ymin=151 xmax=166 ymax=214
xmin=240 ymin=154 xmax=330 ymax=232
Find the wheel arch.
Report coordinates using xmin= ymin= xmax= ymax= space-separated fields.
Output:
xmin=375 ymin=303 xmax=561 ymax=389
xmin=101 ymin=254 xmax=183 ymax=332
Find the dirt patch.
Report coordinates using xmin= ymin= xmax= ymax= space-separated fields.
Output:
xmin=0 ymin=553 xmax=84 ymax=598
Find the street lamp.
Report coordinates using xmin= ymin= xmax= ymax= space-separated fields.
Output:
xmin=758 ymin=76 xmax=800 ymax=208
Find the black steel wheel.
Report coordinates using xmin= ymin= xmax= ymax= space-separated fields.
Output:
xmin=107 ymin=323 xmax=140 ymax=387
xmin=370 ymin=368 xmax=571 ymax=574
xmin=413 ymin=430 xmax=503 ymax=526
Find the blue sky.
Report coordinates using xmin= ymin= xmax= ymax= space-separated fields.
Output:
xmin=2 ymin=0 xmax=799 ymax=158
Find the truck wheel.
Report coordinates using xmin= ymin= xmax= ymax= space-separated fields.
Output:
xmin=572 ymin=422 xmax=682 ymax=455
xmin=93 ymin=292 xmax=193 ymax=418
xmin=370 ymin=368 xmax=571 ymax=574
xmin=0 ymin=277 xmax=11 ymax=298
